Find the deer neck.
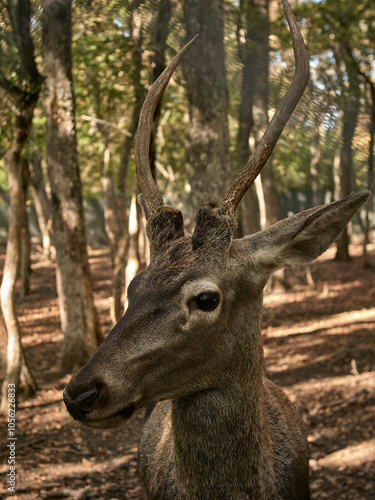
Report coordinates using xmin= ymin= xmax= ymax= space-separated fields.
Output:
xmin=171 ymin=324 xmax=278 ymax=499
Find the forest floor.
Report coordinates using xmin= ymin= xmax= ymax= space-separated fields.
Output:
xmin=0 ymin=243 xmax=374 ymax=499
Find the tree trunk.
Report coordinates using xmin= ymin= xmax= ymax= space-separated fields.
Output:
xmin=0 ymin=106 xmax=38 ymax=414
xmin=183 ymin=0 xmax=232 ymax=216
xmin=331 ymin=112 xmax=343 ymax=203
xmin=124 ymin=194 xmax=140 ymax=310
xmin=363 ymin=75 xmax=374 ymax=267
xmin=245 ymin=0 xmax=279 ymax=228
xmin=1 ymin=137 xmax=27 ymax=413
xmin=310 ymin=112 xmax=321 ymax=207
xmin=335 ymin=44 xmax=360 ymax=262
xmin=111 ymin=7 xmax=145 ymax=324
xmin=237 ymin=0 xmax=260 ymax=236
xmin=42 ymin=0 xmax=102 ymax=370
xmin=20 ymin=160 xmax=31 ymax=298
xmin=148 ymin=0 xmax=172 ymax=178
xmin=101 ymin=139 xmax=121 ymax=266
xmin=0 ymin=0 xmax=42 ymax=415
xmin=29 ymin=158 xmax=53 ymax=257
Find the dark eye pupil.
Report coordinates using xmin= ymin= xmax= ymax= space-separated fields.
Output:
xmin=196 ymin=293 xmax=219 ymax=310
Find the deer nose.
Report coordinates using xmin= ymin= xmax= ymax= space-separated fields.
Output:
xmin=63 ymin=386 xmax=101 ymax=420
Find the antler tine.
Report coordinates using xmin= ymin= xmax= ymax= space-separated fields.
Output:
xmin=220 ymin=0 xmax=310 ymax=214
xmin=135 ymin=35 xmax=199 ymax=214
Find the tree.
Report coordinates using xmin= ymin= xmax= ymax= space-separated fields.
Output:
xmin=334 ymin=43 xmax=361 ymax=261
xmin=19 ymin=159 xmax=31 ymax=298
xmin=112 ymin=4 xmax=146 ymax=321
xmin=0 ymin=0 xmax=42 ymax=414
xmin=295 ymin=0 xmax=374 ymax=257
xmin=42 ymin=0 xmax=102 ymax=369
xmin=148 ymin=0 xmax=172 ymax=178
xmin=249 ymin=0 xmax=279 ymax=227
xmin=28 ymin=157 xmax=53 ymax=257
xmin=236 ymin=0 xmax=261 ymax=235
xmin=362 ymin=74 xmax=374 ymax=267
xmin=183 ymin=0 xmax=232 ymax=216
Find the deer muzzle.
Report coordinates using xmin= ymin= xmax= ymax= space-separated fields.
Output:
xmin=63 ymin=373 xmax=137 ymax=428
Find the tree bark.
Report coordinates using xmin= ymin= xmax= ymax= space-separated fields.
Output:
xmin=124 ymin=194 xmax=139 ymax=310
xmin=331 ymin=112 xmax=343 ymax=203
xmin=20 ymin=160 xmax=31 ymax=298
xmin=29 ymin=158 xmax=53 ymax=257
xmin=148 ymin=0 xmax=172 ymax=178
xmin=42 ymin=0 xmax=102 ymax=370
xmin=1 ymin=129 xmax=28 ymax=412
xmin=237 ymin=0 xmax=259 ymax=235
xmin=183 ymin=0 xmax=232 ymax=215
xmin=310 ymin=111 xmax=321 ymax=207
xmin=363 ymin=75 xmax=374 ymax=267
xmin=251 ymin=0 xmax=279 ymax=227
xmin=0 ymin=0 xmax=41 ymax=415
xmin=111 ymin=7 xmax=145 ymax=323
xmin=0 ymin=105 xmax=38 ymax=414
xmin=100 ymin=137 xmax=121 ymax=266
xmin=335 ymin=44 xmax=360 ymax=262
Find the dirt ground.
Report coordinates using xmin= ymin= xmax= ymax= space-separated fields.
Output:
xmin=0 ymin=243 xmax=374 ymax=499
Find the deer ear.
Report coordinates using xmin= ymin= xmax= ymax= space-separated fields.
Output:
xmin=241 ymin=190 xmax=370 ymax=272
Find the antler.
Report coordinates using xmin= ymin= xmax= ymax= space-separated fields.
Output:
xmin=219 ymin=0 xmax=310 ymax=214
xmin=135 ymin=35 xmax=199 ymax=214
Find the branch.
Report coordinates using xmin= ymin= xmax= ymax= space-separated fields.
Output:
xmin=6 ymin=0 xmax=41 ymax=84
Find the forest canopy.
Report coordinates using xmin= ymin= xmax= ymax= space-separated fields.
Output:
xmin=0 ymin=0 xmax=373 ymax=200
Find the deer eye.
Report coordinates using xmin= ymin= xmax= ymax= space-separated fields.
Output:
xmin=196 ymin=292 xmax=220 ymax=311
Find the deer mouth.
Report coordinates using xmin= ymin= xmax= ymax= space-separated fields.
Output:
xmin=80 ymin=403 xmax=136 ymax=429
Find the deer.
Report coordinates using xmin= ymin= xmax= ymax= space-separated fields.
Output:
xmin=63 ymin=1 xmax=370 ymax=498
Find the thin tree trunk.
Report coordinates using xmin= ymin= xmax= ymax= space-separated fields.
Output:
xmin=237 ymin=0 xmax=260 ymax=236
xmin=1 ymin=139 xmax=27 ymax=413
xmin=111 ymin=7 xmax=145 ymax=323
xmin=238 ymin=0 xmax=286 ymax=290
xmin=20 ymin=160 xmax=31 ymax=298
xmin=0 ymin=106 xmax=38 ymax=414
xmin=42 ymin=0 xmax=102 ymax=370
xmin=249 ymin=0 xmax=279 ymax=227
xmin=183 ymin=0 xmax=231 ymax=216
xmin=335 ymin=44 xmax=360 ymax=262
xmin=148 ymin=0 xmax=172 ymax=178
xmin=29 ymin=158 xmax=52 ymax=257
xmin=310 ymin=113 xmax=321 ymax=207
xmin=124 ymin=194 xmax=139 ymax=310
xmin=332 ymin=113 xmax=343 ymax=203
xmin=0 ymin=0 xmax=42 ymax=414
xmin=362 ymin=75 xmax=374 ymax=267
xmin=101 ymin=138 xmax=121 ymax=266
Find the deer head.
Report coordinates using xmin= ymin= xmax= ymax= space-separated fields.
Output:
xmin=63 ymin=0 xmax=369 ymax=430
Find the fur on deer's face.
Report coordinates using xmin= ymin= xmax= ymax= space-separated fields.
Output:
xmin=65 ymin=204 xmax=259 ymax=428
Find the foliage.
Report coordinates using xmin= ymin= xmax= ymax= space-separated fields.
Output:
xmin=0 ymin=0 xmax=373 ymax=199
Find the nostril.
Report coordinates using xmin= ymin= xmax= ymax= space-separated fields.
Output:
xmin=79 ymin=387 xmax=101 ymax=414
xmin=63 ymin=386 xmax=102 ymax=419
